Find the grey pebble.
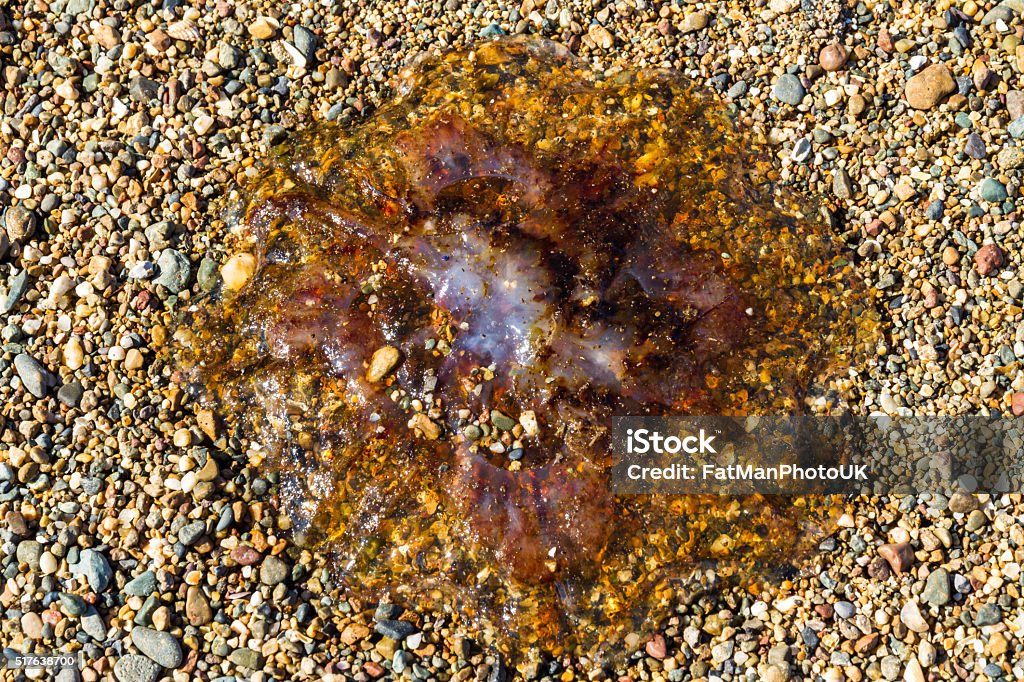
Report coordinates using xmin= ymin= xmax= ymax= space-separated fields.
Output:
xmin=124 ymin=570 xmax=156 ymax=596
xmin=154 ymin=249 xmax=192 ymax=293
xmin=1 ymin=270 xmax=31 ymax=315
xmin=114 ymin=655 xmax=160 ymax=682
xmin=14 ymin=353 xmax=53 ymax=399
xmin=922 ymin=567 xmax=951 ymax=607
xmin=293 ymin=26 xmax=317 ymax=63
xmin=773 ymin=74 xmax=805 ymax=105
xmin=975 ymin=603 xmax=1002 ymax=626
xmin=130 ymin=627 xmax=183 ymax=668
xmin=259 ymin=555 xmax=289 ymax=585
xmin=73 ymin=548 xmax=113 ymax=592
xmin=374 ymin=618 xmax=417 ymax=640
xmin=178 ymin=520 xmax=205 ymax=546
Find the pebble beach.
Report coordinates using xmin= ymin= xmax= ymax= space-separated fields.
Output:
xmin=3 ymin=0 xmax=1024 ymax=681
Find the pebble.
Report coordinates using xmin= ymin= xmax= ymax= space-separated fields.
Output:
xmin=978 ymin=178 xmax=1007 ymax=202
xmin=773 ymin=74 xmax=805 ymax=105
xmin=905 ymin=64 xmax=956 ymax=109
xmin=130 ymin=627 xmax=183 ymax=668
xmin=154 ymin=249 xmax=192 ymax=293
xmin=14 ymin=353 xmax=52 ymax=398
xmin=975 ymin=603 xmax=1002 ymax=626
xmin=260 ymin=555 xmax=289 ymax=585
xmin=366 ymin=346 xmax=402 ymax=382
xmin=74 ymin=548 xmax=113 ymax=592
xmin=922 ymin=568 xmax=951 ymax=606
xmin=114 ymin=655 xmax=160 ymax=682
xmin=819 ymin=44 xmax=848 ymax=71
xmin=900 ymin=600 xmax=929 ymax=633
xmin=878 ymin=543 xmax=913 ymax=574
xmin=974 ymin=244 xmax=1004 ymax=276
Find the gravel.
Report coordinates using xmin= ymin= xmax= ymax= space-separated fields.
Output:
xmin=4 ymin=0 xmax=1024 ymax=680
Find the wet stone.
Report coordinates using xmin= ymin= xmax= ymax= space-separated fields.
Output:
xmin=185 ymin=37 xmax=866 ymax=655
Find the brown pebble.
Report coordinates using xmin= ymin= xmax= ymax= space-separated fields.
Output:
xmin=905 ymin=64 xmax=956 ymax=110
xmin=974 ymin=244 xmax=1004 ymax=276
xmin=1012 ymin=393 xmax=1024 ymax=416
xmin=366 ymin=346 xmax=402 ymax=383
xmin=942 ymin=246 xmax=960 ymax=266
xmin=878 ymin=542 xmax=914 ymax=574
xmin=645 ymin=633 xmax=667 ymax=659
xmin=855 ymin=632 xmax=880 ymax=654
xmin=230 ymin=544 xmax=261 ymax=566
xmin=878 ymin=28 xmax=894 ymax=53
xmin=819 ymin=43 xmax=849 ymax=71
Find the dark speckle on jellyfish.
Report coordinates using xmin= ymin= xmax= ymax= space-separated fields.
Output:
xmin=181 ymin=37 xmax=866 ymax=659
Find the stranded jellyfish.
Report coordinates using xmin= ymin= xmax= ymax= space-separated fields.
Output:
xmin=183 ymin=37 xmax=865 ymax=657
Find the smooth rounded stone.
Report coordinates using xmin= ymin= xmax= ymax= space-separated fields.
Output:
xmin=975 ymin=603 xmax=1002 ymax=626
xmin=221 ymin=253 xmax=256 ymax=290
xmin=834 ymin=601 xmax=856 ymax=619
xmin=154 ymin=249 xmax=192 ymax=293
xmin=16 ymin=539 xmax=43 ymax=570
xmin=63 ymin=337 xmax=85 ymax=370
xmin=186 ymin=585 xmax=212 ymax=626
xmin=922 ymin=568 xmax=951 ymax=606
xmin=900 ymin=600 xmax=930 ymax=633
xmin=4 ymin=204 xmax=37 ymax=241
xmin=73 ymin=548 xmax=113 ymax=592
xmin=197 ymin=256 xmax=221 ymax=292
xmin=259 ymin=555 xmax=289 ymax=585
xmin=130 ymin=627 xmax=183 ymax=668
xmin=14 ymin=353 xmax=53 ymax=398
xmin=905 ymin=64 xmax=956 ymax=109
xmin=966 ymin=509 xmax=988 ymax=531
xmin=791 ymin=138 xmax=812 ymax=162
xmin=978 ymin=178 xmax=1008 ymax=202
xmin=227 ymin=648 xmax=264 ymax=669
xmin=114 ymin=655 xmax=160 ymax=682
xmin=80 ymin=608 xmax=107 ymax=641
xmin=38 ymin=550 xmax=58 ymax=575
xmin=833 ymin=168 xmax=853 ymax=199
xmin=773 ymin=74 xmax=805 ymax=105
xmin=819 ymin=43 xmax=848 ymax=71
xmin=20 ymin=611 xmax=43 ymax=639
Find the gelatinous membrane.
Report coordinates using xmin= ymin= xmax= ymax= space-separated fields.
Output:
xmin=182 ymin=37 xmax=868 ymax=659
